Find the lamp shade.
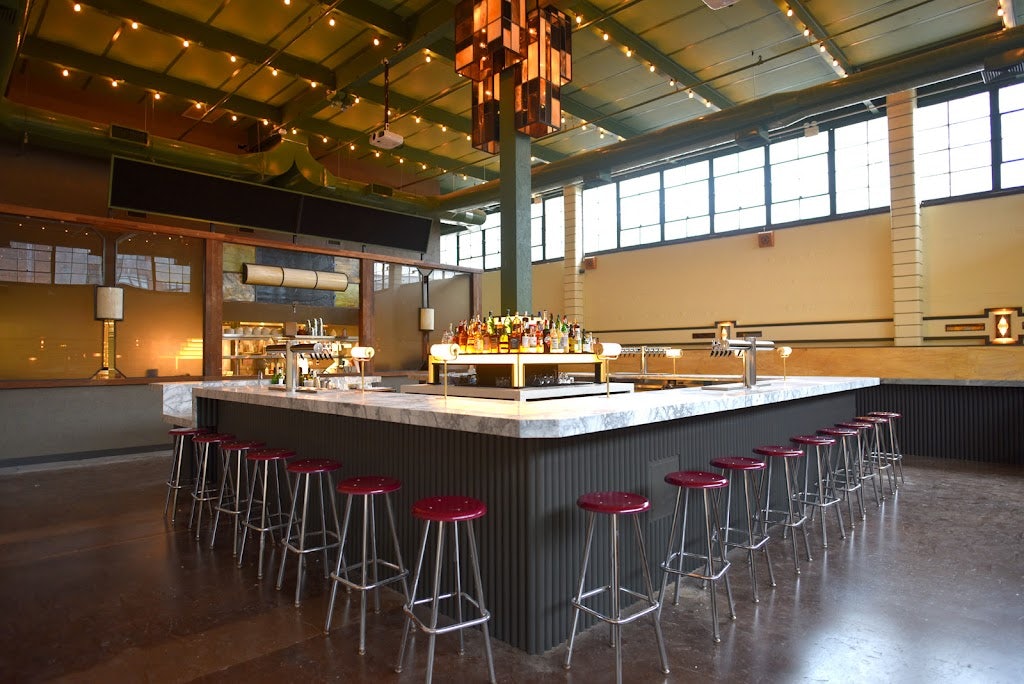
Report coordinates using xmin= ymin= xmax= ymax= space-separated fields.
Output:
xmin=430 ymin=343 xmax=460 ymax=362
xmin=95 ymin=286 xmax=124 ymax=320
xmin=350 ymin=346 xmax=375 ymax=360
xmin=419 ymin=308 xmax=435 ymax=331
xmin=242 ymin=263 xmax=349 ymax=292
xmin=594 ymin=342 xmax=621 ymax=360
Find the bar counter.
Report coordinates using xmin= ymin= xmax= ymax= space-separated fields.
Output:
xmin=192 ymin=375 xmax=877 ymax=654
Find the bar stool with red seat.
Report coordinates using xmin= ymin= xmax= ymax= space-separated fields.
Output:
xmin=325 ymin=475 xmax=410 ymax=656
xmin=837 ymin=420 xmax=883 ymax=508
xmin=276 ymin=458 xmax=343 ymax=606
xmin=189 ymin=432 xmax=235 ymax=540
xmin=209 ymin=439 xmax=264 ymax=554
xmin=395 ymin=495 xmax=496 ymax=684
xmin=238 ymin=447 xmax=295 ymax=578
xmin=857 ymin=415 xmax=898 ymax=496
xmin=754 ymin=445 xmax=813 ymax=574
xmin=710 ymin=456 xmax=776 ymax=603
xmin=164 ymin=426 xmax=207 ymax=524
xmin=658 ymin=472 xmax=735 ymax=644
xmin=565 ymin=490 xmax=668 ymax=680
xmin=817 ymin=426 xmax=865 ymax=523
xmin=869 ymin=410 xmax=906 ymax=486
xmin=791 ymin=433 xmax=846 ymax=548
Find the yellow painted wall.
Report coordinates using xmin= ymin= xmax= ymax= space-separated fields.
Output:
xmin=921 ymin=193 xmax=1024 ymax=316
xmin=582 ymin=214 xmax=892 ymax=336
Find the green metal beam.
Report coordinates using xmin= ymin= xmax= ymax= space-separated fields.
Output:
xmin=559 ymin=90 xmax=642 ymax=140
xmin=773 ymin=0 xmax=853 ymax=75
xmin=80 ymin=0 xmax=336 ymax=87
xmin=566 ymin=0 xmax=735 ymax=111
xmin=320 ymin=0 xmax=408 ymax=41
xmin=299 ymin=118 xmax=500 ymax=182
xmin=22 ymin=36 xmax=282 ymax=123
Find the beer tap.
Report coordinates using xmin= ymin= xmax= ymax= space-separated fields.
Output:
xmin=711 ymin=337 xmax=776 ymax=388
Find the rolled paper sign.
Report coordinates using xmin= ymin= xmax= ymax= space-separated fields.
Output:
xmin=429 ymin=343 xmax=460 ymax=362
xmin=594 ymin=342 xmax=622 ymax=359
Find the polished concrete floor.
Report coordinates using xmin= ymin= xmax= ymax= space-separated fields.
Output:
xmin=1 ymin=453 xmax=1022 ymax=683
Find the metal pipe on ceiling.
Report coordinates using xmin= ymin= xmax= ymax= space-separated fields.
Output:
xmin=434 ymin=25 xmax=1024 ymax=213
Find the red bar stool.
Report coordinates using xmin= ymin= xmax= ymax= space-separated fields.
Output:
xmin=164 ymin=426 xmax=207 ymax=523
xmin=210 ymin=439 xmax=264 ymax=554
xmin=238 ymin=448 xmax=295 ymax=578
xmin=837 ymin=421 xmax=883 ymax=508
xmin=395 ymin=496 xmax=495 ymax=684
xmin=658 ymin=473 xmax=735 ymax=644
xmin=188 ymin=432 xmax=235 ymax=540
xmin=754 ymin=445 xmax=812 ymax=574
xmin=565 ymin=491 xmax=668 ymax=680
xmin=325 ymin=476 xmax=410 ymax=656
xmin=276 ymin=458 xmax=343 ymax=606
xmin=710 ymin=456 xmax=776 ymax=603
xmin=791 ymin=434 xmax=846 ymax=548
xmin=817 ymin=426 xmax=865 ymax=522
xmin=857 ymin=415 xmax=898 ymax=496
xmin=869 ymin=410 xmax=906 ymax=485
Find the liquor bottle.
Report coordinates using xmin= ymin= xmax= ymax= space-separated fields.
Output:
xmin=567 ymin=318 xmax=577 ymax=353
xmin=542 ymin=319 xmax=552 ymax=353
xmin=510 ymin=311 xmax=522 ymax=353
xmin=498 ymin=311 xmax=510 ymax=354
xmin=457 ymin=320 xmax=468 ymax=353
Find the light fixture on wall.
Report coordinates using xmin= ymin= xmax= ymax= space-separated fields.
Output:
xmin=716 ymin=320 xmax=735 ymax=342
xmin=92 ymin=286 xmax=126 ymax=379
xmin=987 ymin=307 xmax=1021 ymax=344
xmin=455 ymin=0 xmax=573 ymax=153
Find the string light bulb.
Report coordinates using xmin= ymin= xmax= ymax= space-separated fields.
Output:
xmin=182 ymin=39 xmax=190 ymax=48
xmin=61 ymin=68 xmax=69 ymax=77
xmin=372 ymin=37 xmax=380 ymax=46
xmin=229 ymin=55 xmax=237 ymax=63
xmin=73 ymin=3 xmax=81 ymax=12
xmin=271 ymin=68 xmax=278 ymax=76
xmin=130 ymin=21 xmax=138 ymax=29
xmin=349 ymin=143 xmax=355 ymax=151
xmin=328 ymin=17 xmax=336 ymax=26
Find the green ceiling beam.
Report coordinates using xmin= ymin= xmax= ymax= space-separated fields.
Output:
xmin=80 ymin=0 xmax=336 ymax=87
xmin=559 ymin=90 xmax=641 ymax=140
xmin=566 ymin=0 xmax=734 ymax=111
xmin=320 ymin=0 xmax=407 ymax=41
xmin=22 ymin=36 xmax=282 ymax=123
xmin=299 ymin=118 xmax=500 ymax=182
xmin=773 ymin=0 xmax=853 ymax=75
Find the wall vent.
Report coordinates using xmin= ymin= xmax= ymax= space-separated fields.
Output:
xmin=110 ymin=125 xmax=149 ymax=146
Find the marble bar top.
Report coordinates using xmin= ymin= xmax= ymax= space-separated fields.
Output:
xmin=193 ymin=376 xmax=878 ymax=439
xmin=155 ymin=377 xmax=382 ymax=426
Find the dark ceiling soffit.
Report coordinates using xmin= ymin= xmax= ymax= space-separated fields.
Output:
xmin=81 ymin=0 xmax=336 ymax=88
xmin=21 ymin=36 xmax=282 ymax=123
xmin=434 ymin=25 xmax=1024 ymax=213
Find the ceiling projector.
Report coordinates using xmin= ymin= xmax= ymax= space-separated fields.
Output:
xmin=370 ymin=127 xmax=404 ymax=149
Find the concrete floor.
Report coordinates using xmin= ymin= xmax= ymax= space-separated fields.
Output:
xmin=0 ymin=453 xmax=1021 ymax=683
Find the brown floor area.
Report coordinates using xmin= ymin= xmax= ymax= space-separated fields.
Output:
xmin=1 ymin=454 xmax=1022 ymax=683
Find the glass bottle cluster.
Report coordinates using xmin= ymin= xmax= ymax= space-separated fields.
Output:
xmin=441 ymin=310 xmax=593 ymax=354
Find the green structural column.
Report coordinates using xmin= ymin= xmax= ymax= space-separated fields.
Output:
xmin=498 ymin=67 xmax=532 ymax=314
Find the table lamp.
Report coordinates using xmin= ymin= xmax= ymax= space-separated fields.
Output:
xmin=429 ymin=343 xmax=460 ymax=401
xmin=594 ymin=342 xmax=621 ymax=398
xmin=349 ymin=346 xmax=375 ymax=393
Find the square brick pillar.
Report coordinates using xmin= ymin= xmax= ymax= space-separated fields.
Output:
xmin=887 ymin=90 xmax=924 ymax=346
xmin=563 ymin=184 xmax=585 ymax=324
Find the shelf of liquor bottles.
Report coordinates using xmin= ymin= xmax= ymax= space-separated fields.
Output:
xmin=442 ymin=311 xmax=592 ymax=355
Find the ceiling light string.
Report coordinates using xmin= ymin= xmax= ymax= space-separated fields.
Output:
xmin=176 ymin=0 xmax=348 ymax=140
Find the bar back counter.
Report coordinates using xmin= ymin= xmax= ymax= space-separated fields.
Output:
xmin=193 ymin=376 xmax=874 ymax=654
